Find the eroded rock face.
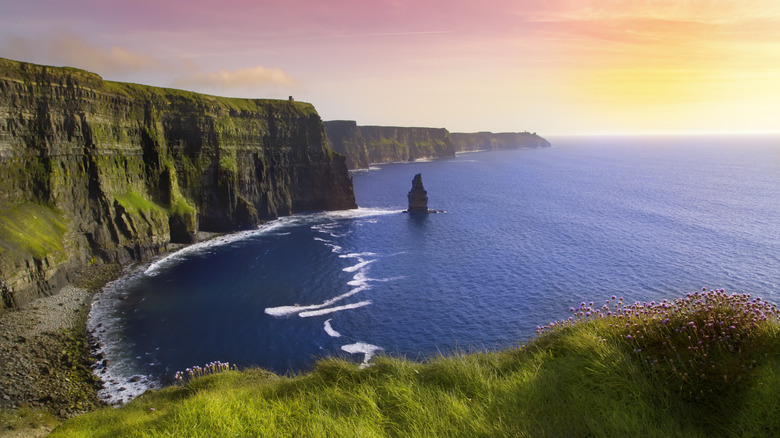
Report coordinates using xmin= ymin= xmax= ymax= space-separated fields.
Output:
xmin=407 ymin=173 xmax=428 ymax=213
xmin=324 ymin=121 xmax=456 ymax=169
xmin=0 ymin=57 xmax=356 ymax=307
xmin=449 ymin=131 xmax=551 ymax=152
xmin=324 ymin=121 xmax=552 ymax=170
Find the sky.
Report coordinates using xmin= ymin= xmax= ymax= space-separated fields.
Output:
xmin=2 ymin=0 xmax=780 ymax=135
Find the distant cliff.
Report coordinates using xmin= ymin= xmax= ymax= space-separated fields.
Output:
xmin=0 ymin=58 xmax=356 ymax=308
xmin=324 ymin=121 xmax=550 ymax=169
xmin=450 ymin=131 xmax=551 ymax=152
xmin=324 ymin=121 xmax=456 ymax=169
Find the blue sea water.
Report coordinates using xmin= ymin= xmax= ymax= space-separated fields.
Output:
xmin=89 ymin=135 xmax=780 ymax=403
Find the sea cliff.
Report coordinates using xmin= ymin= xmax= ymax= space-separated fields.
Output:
xmin=0 ymin=58 xmax=356 ymax=308
xmin=324 ymin=120 xmax=456 ymax=170
xmin=450 ymin=131 xmax=551 ymax=152
xmin=324 ymin=120 xmax=550 ymax=170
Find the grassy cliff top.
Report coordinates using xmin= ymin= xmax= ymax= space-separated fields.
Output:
xmin=0 ymin=57 xmax=103 ymax=87
xmin=50 ymin=289 xmax=780 ymax=437
xmin=0 ymin=57 xmax=318 ymax=117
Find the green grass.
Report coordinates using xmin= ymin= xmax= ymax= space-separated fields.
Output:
xmin=217 ymin=152 xmax=237 ymax=174
xmin=114 ymin=191 xmax=165 ymax=217
xmin=50 ymin=290 xmax=780 ymax=437
xmin=0 ymin=202 xmax=68 ymax=260
xmin=169 ymin=196 xmax=196 ymax=217
xmin=101 ymin=79 xmax=317 ymax=116
xmin=0 ymin=406 xmax=60 ymax=434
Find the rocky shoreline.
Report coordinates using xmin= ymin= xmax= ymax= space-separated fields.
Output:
xmin=0 ymin=231 xmax=227 ymax=435
xmin=0 ymin=264 xmax=124 ymax=436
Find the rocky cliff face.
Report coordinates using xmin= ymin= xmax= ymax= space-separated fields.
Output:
xmin=450 ymin=131 xmax=551 ymax=152
xmin=324 ymin=121 xmax=456 ymax=169
xmin=0 ymin=58 xmax=356 ymax=308
xmin=406 ymin=173 xmax=428 ymax=213
xmin=324 ymin=121 xmax=550 ymax=169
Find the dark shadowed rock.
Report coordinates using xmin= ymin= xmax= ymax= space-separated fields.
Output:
xmin=407 ymin=174 xmax=429 ymax=213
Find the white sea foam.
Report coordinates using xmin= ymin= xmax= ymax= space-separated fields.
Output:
xmin=341 ymin=342 xmax=384 ymax=368
xmin=265 ymin=244 xmax=389 ymax=318
xmin=313 ymin=237 xmax=343 ymax=253
xmin=145 ymin=218 xmax=295 ymax=277
xmin=264 ymin=284 xmax=371 ymax=317
xmin=145 ymin=208 xmax=400 ymax=277
xmin=324 ymin=207 xmax=404 ymax=220
xmin=88 ymin=271 xmax=161 ymax=405
xmin=339 ymin=252 xmax=378 ymax=259
xmin=264 ymin=304 xmax=322 ymax=317
xmin=349 ymin=165 xmax=382 ymax=173
xmin=299 ymin=300 xmax=372 ymax=317
xmin=343 ymin=259 xmax=375 ymax=273
xmin=347 ymin=271 xmax=369 ymax=287
xmin=146 ymin=208 xmax=401 ymax=277
xmin=324 ymin=319 xmax=341 ymax=337
xmin=311 ymin=224 xmax=347 ymax=238
xmin=344 ymin=271 xmax=404 ymax=288
xmin=92 ymin=207 xmax=405 ymax=404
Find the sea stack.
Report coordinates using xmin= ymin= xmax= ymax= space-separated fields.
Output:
xmin=407 ymin=173 xmax=429 ymax=213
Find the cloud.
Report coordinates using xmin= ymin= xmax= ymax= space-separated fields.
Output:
xmin=174 ymin=66 xmax=294 ymax=90
xmin=1 ymin=31 xmax=294 ymax=94
xmin=1 ymin=31 xmax=173 ymax=74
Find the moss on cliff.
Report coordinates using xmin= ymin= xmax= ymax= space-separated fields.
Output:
xmin=102 ymin=81 xmax=318 ymax=119
xmin=0 ymin=57 xmax=355 ymax=306
xmin=169 ymin=196 xmax=195 ymax=216
xmin=324 ymin=121 xmax=552 ymax=169
xmin=114 ymin=190 xmax=165 ymax=217
xmin=0 ymin=58 xmax=103 ymax=89
xmin=0 ymin=202 xmax=67 ymax=261
xmin=218 ymin=152 xmax=237 ymax=174
xmin=450 ymin=131 xmax=551 ymax=152
xmin=324 ymin=122 xmax=457 ymax=169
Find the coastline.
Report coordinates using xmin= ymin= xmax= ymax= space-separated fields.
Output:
xmin=0 ymin=263 xmax=121 ymax=436
xmin=0 ymin=232 xmax=223 ymax=435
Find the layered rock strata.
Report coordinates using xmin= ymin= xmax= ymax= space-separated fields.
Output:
xmin=324 ymin=121 xmax=456 ymax=169
xmin=0 ymin=58 xmax=356 ymax=308
xmin=450 ymin=131 xmax=551 ymax=152
xmin=324 ymin=120 xmax=550 ymax=170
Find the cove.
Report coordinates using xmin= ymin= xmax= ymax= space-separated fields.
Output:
xmin=89 ymin=135 xmax=780 ymax=404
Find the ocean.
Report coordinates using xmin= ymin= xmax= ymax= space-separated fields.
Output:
xmin=88 ymin=135 xmax=780 ymax=404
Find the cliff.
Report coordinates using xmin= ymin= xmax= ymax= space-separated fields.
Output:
xmin=324 ymin=121 xmax=456 ymax=169
xmin=0 ymin=58 xmax=356 ymax=308
xmin=450 ymin=131 xmax=551 ymax=152
xmin=324 ymin=121 xmax=551 ymax=170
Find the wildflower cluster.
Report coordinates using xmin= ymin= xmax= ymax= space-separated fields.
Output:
xmin=538 ymin=289 xmax=779 ymax=401
xmin=174 ymin=361 xmax=236 ymax=385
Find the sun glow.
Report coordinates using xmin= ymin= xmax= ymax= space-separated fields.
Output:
xmin=3 ymin=0 xmax=780 ymax=134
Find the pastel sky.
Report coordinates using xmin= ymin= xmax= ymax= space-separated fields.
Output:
xmin=2 ymin=0 xmax=780 ymax=135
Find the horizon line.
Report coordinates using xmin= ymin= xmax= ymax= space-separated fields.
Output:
xmin=543 ymin=131 xmax=780 ymax=137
